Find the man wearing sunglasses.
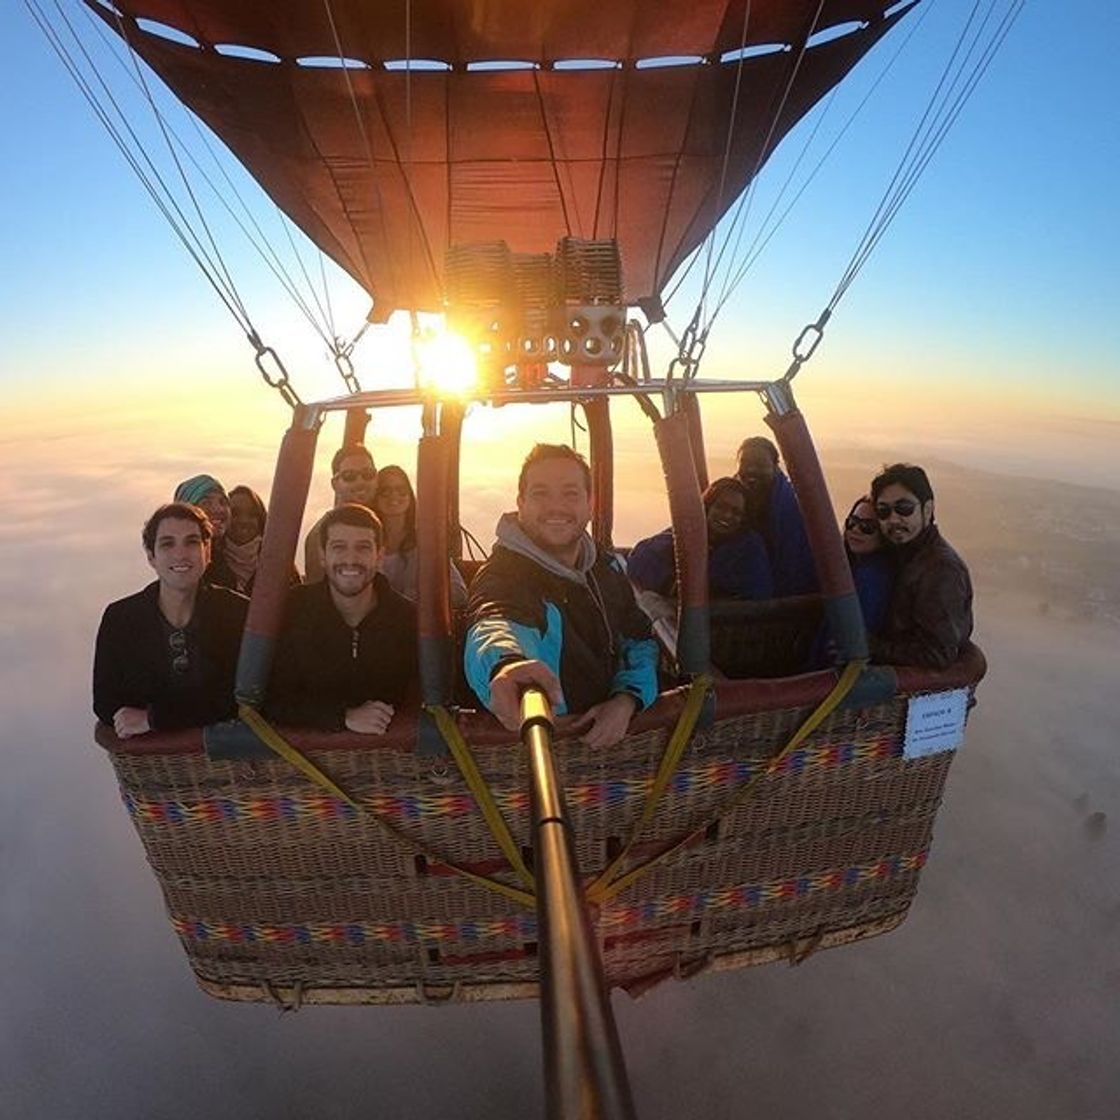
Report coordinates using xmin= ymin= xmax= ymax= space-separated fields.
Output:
xmin=304 ymin=443 xmax=378 ymax=583
xmin=93 ymin=502 xmax=249 ymax=738
xmin=868 ymin=463 xmax=973 ymax=669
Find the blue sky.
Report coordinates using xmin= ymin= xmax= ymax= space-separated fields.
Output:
xmin=1 ymin=1 xmax=1117 ymax=426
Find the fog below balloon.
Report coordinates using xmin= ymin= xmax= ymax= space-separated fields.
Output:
xmin=2 ymin=407 xmax=1118 ymax=1119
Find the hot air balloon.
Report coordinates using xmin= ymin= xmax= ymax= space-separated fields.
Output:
xmin=68 ymin=0 xmax=1002 ymax=1108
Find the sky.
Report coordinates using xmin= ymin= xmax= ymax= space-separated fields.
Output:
xmin=1 ymin=0 xmax=1117 ymax=501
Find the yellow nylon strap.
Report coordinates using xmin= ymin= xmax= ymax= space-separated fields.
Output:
xmin=426 ymin=705 xmax=535 ymax=890
xmin=237 ymin=705 xmax=535 ymax=908
xmin=588 ymin=659 xmax=867 ymax=905
xmin=586 ymin=674 xmax=712 ymax=904
xmin=239 ymin=704 xmax=361 ymax=808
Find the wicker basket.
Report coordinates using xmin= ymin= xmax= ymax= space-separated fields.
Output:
xmin=101 ymin=647 xmax=985 ymax=1006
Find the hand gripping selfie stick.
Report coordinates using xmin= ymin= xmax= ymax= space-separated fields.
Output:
xmin=520 ymin=688 xmax=637 ymax=1120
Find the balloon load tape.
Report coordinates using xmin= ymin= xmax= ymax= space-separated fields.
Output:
xmin=444 ymin=237 xmax=624 ymax=385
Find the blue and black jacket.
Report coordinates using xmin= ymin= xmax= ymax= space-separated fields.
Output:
xmin=464 ymin=514 xmax=659 ymax=717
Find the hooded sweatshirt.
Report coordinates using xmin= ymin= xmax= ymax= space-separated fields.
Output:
xmin=464 ymin=513 xmax=658 ymax=716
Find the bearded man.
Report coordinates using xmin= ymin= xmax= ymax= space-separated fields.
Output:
xmin=464 ymin=444 xmax=658 ymax=748
xmin=267 ymin=504 xmax=416 ymax=733
xmin=303 ymin=444 xmax=378 ymax=583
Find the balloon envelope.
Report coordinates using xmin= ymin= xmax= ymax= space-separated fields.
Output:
xmin=92 ymin=1 xmax=917 ymax=316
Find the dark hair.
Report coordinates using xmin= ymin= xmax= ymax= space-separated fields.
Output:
xmin=318 ymin=503 xmax=384 ymax=549
xmin=846 ymin=494 xmax=874 ymax=520
xmin=518 ymin=443 xmax=592 ymax=497
xmin=702 ymin=476 xmax=748 ymax=511
xmin=228 ymin=485 xmax=267 ymax=534
xmin=372 ymin=464 xmax=417 ymax=553
xmin=142 ymin=502 xmax=213 ymax=554
xmin=331 ymin=443 xmax=376 ymax=476
xmin=736 ymin=436 xmax=780 ymax=466
xmin=870 ymin=463 xmax=934 ymax=505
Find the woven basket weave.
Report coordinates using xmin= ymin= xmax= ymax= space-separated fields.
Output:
xmin=101 ymin=647 xmax=984 ymax=1007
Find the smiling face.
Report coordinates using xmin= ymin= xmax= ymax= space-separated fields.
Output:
xmin=706 ymin=487 xmax=746 ymax=544
xmin=844 ymin=498 xmax=882 ymax=556
xmin=146 ymin=516 xmax=211 ymax=593
xmin=332 ymin=451 xmax=377 ymax=508
xmin=321 ymin=522 xmax=381 ymax=599
xmin=736 ymin=443 xmax=777 ymax=519
xmin=227 ymin=490 xmax=263 ymax=545
xmin=517 ymin=456 xmax=592 ymax=565
xmin=373 ymin=468 xmax=413 ymax=521
xmin=197 ymin=489 xmax=230 ymax=541
xmin=874 ymin=483 xmax=933 ymax=547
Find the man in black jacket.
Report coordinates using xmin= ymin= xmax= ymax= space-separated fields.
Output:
xmin=869 ymin=463 xmax=973 ymax=669
xmin=268 ymin=504 xmax=416 ymax=733
xmin=93 ymin=502 xmax=248 ymax=737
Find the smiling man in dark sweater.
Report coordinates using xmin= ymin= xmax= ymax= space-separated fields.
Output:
xmin=267 ymin=504 xmax=417 ymax=733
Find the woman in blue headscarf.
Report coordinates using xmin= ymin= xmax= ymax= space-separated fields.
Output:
xmin=173 ymin=474 xmax=237 ymax=591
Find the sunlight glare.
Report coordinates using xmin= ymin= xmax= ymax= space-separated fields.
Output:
xmin=416 ymin=329 xmax=480 ymax=398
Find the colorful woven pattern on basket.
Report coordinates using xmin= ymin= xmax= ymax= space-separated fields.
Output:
xmin=170 ymin=851 xmax=926 ymax=948
xmin=123 ymin=733 xmax=898 ymax=828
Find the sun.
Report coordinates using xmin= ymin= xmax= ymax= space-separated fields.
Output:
xmin=415 ymin=328 xmax=480 ymax=398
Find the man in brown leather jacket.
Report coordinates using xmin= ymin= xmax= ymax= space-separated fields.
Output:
xmin=868 ymin=463 xmax=973 ymax=669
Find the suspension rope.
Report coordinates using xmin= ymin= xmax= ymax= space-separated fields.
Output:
xmin=319 ymin=252 xmax=338 ymax=346
xmin=276 ymin=204 xmax=342 ymax=347
xmin=826 ymin=0 xmax=1025 ymax=314
xmin=71 ymin=0 xmax=340 ymax=349
xmin=591 ymin=62 xmax=622 ymax=239
xmin=711 ymin=85 xmax=836 ymax=315
xmin=459 ymin=524 xmax=489 ymax=562
xmin=29 ymin=0 xmax=258 ymax=336
xmin=708 ymin=0 xmax=933 ymax=324
xmin=533 ymin=68 xmax=573 ymax=236
xmin=323 ymin=0 xmax=439 ymax=310
xmin=320 ymin=0 xmax=393 ymax=301
xmin=426 ymin=706 xmax=535 ymax=890
xmin=691 ymin=1 xmax=826 ymax=336
xmin=107 ymin=8 xmax=254 ymax=331
xmin=696 ymin=0 xmax=757 ymax=325
xmin=585 ymin=674 xmax=711 ymax=902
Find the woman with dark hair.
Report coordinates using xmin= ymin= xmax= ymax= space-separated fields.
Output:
xmin=627 ymin=476 xmax=773 ymax=600
xmin=842 ymin=494 xmax=894 ymax=637
xmin=810 ymin=494 xmax=896 ymax=668
xmin=373 ymin=464 xmax=468 ymax=610
xmin=214 ymin=484 xmax=301 ymax=594
xmin=223 ymin=485 xmax=268 ymax=594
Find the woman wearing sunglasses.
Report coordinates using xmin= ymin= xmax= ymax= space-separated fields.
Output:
xmin=373 ymin=464 xmax=468 ymax=610
xmin=843 ymin=496 xmax=894 ymax=638
xmin=811 ymin=495 xmax=894 ymax=668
